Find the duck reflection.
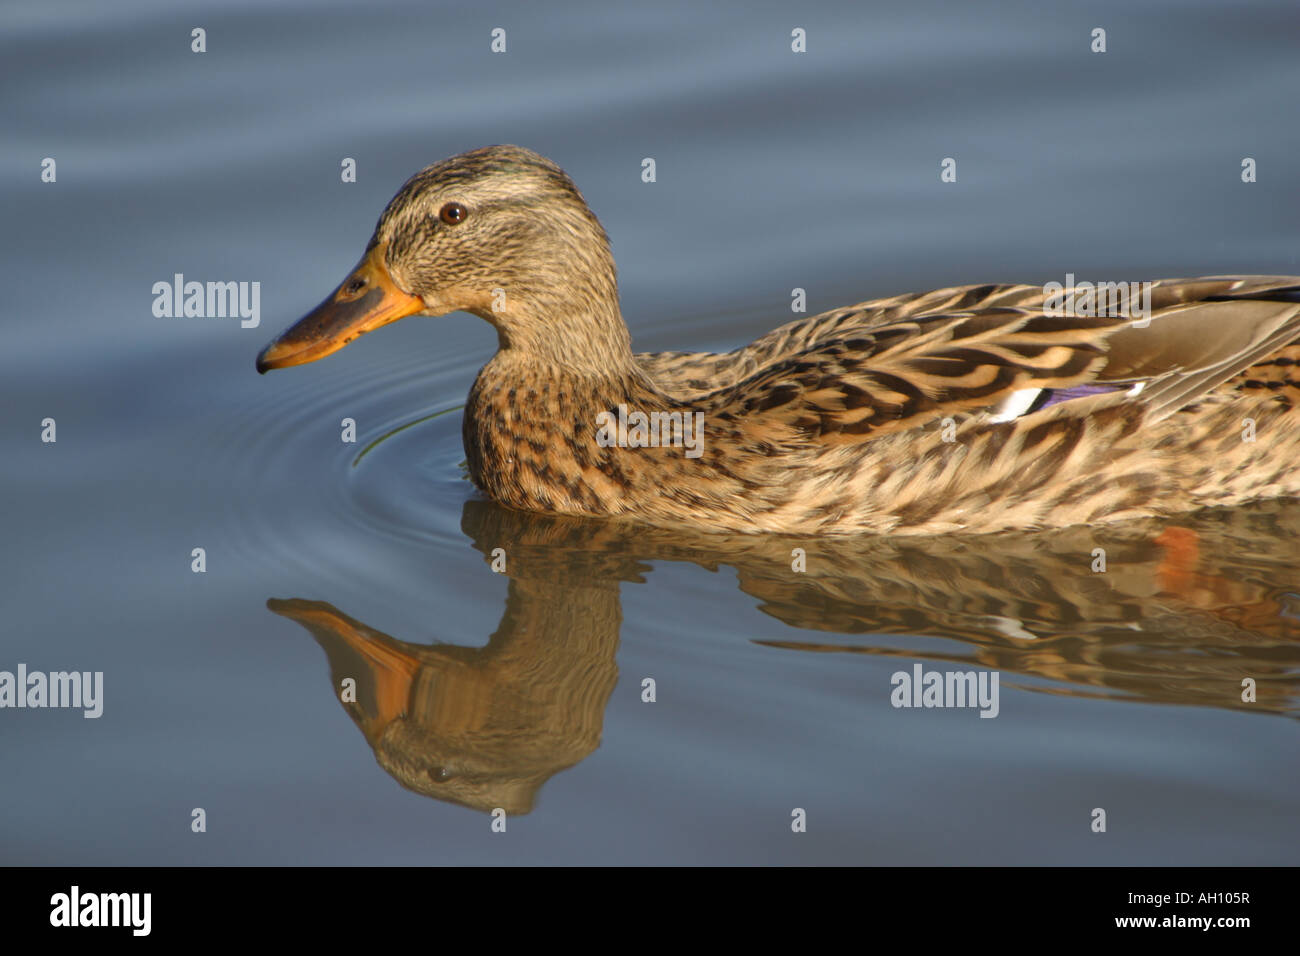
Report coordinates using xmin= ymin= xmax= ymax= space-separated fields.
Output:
xmin=268 ymin=569 xmax=620 ymax=815
xmin=268 ymin=498 xmax=1300 ymax=812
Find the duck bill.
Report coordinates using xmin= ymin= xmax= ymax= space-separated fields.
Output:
xmin=256 ymin=244 xmax=425 ymax=373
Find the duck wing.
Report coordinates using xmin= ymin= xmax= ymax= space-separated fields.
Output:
xmin=703 ymin=277 xmax=1300 ymax=442
xmin=637 ymin=282 xmax=1037 ymax=395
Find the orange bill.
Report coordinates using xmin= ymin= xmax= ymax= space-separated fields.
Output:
xmin=256 ymin=243 xmax=424 ymax=373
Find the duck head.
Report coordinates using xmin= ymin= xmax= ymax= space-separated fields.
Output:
xmin=256 ymin=145 xmax=628 ymax=374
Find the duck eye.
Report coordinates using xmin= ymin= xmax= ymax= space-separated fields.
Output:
xmin=439 ymin=202 xmax=468 ymax=225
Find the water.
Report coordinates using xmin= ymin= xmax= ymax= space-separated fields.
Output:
xmin=2 ymin=0 xmax=1297 ymax=864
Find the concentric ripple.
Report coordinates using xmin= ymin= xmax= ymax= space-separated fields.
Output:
xmin=187 ymin=338 xmax=485 ymax=597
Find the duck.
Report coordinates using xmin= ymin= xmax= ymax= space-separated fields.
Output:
xmin=257 ymin=145 xmax=1300 ymax=535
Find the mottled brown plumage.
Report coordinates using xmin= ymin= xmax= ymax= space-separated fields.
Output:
xmin=259 ymin=145 xmax=1300 ymax=534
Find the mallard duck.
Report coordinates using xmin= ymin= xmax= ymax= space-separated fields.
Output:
xmin=257 ymin=145 xmax=1300 ymax=535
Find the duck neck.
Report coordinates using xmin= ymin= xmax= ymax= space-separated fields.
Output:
xmin=482 ymin=297 xmax=637 ymax=377
xmin=470 ymin=228 xmax=639 ymax=377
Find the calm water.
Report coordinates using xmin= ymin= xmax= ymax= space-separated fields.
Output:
xmin=3 ymin=0 xmax=1298 ymax=864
